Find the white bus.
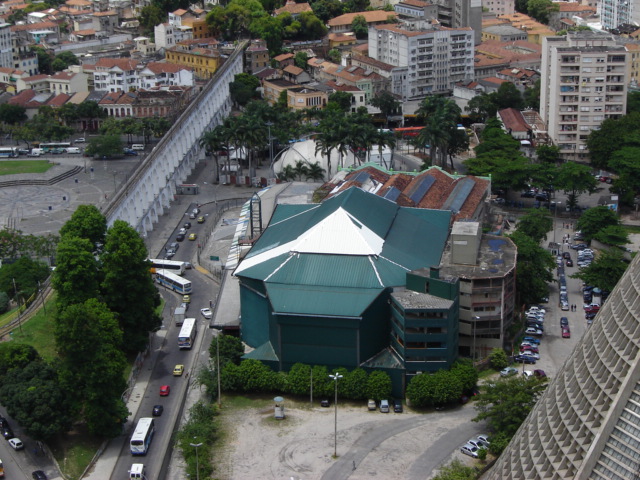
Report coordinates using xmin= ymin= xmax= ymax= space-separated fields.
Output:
xmin=178 ymin=317 xmax=197 ymax=349
xmin=130 ymin=418 xmax=155 ymax=455
xmin=149 ymin=258 xmax=185 ymax=275
xmin=39 ymin=142 xmax=71 ymax=153
xmin=155 ymin=270 xmax=192 ymax=294
xmin=0 ymin=147 xmax=18 ymax=158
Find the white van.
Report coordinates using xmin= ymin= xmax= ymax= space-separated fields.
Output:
xmin=29 ymin=148 xmax=44 ymax=156
xmin=129 ymin=463 xmax=145 ymax=479
xmin=66 ymin=147 xmax=81 ymax=154
xmin=379 ymin=399 xmax=389 ymax=413
xmin=131 ymin=144 xmax=145 ymax=151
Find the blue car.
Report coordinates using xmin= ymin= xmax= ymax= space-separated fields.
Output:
xmin=523 ymin=336 xmax=541 ymax=345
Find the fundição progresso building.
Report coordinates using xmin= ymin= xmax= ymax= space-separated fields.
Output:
xmin=487 ymin=253 xmax=640 ymax=479
xmin=233 ymin=187 xmax=460 ymax=392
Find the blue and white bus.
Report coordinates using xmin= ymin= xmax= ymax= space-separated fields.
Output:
xmin=130 ymin=417 xmax=155 ymax=455
xmin=155 ymin=269 xmax=192 ymax=294
xmin=0 ymin=147 xmax=18 ymax=158
xmin=178 ymin=317 xmax=197 ymax=349
xmin=149 ymin=258 xmax=185 ymax=275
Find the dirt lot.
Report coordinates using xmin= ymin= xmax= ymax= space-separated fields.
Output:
xmin=210 ymin=397 xmax=482 ymax=480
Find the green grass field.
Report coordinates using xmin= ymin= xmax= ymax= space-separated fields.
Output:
xmin=9 ymin=294 xmax=58 ymax=361
xmin=0 ymin=160 xmax=52 ymax=175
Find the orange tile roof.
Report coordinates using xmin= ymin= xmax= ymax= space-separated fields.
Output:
xmin=74 ymin=29 xmax=95 ymax=35
xmin=274 ymin=1 xmax=312 ymax=15
xmin=172 ymin=8 xmax=188 ymax=15
xmin=144 ymin=62 xmax=192 ymax=74
xmin=498 ymin=107 xmax=530 ymax=132
xmin=557 ymin=2 xmax=595 ymax=12
xmin=93 ymin=10 xmax=117 ymax=16
xmin=47 ymin=93 xmax=71 ymax=106
xmin=398 ymin=0 xmax=429 ymax=7
xmin=11 ymin=21 xmax=58 ymax=32
xmin=328 ymin=11 xmax=397 ymax=27
xmin=50 ymin=71 xmax=77 ymax=80
xmin=284 ymin=65 xmax=304 ymax=75
xmin=65 ymin=0 xmax=91 ymax=5
xmin=95 ymin=58 xmax=139 ymax=70
xmin=274 ymin=53 xmax=294 ymax=62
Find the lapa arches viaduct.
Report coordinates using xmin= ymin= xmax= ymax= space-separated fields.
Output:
xmin=102 ymin=44 xmax=244 ymax=233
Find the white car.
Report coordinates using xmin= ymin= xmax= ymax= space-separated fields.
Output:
xmin=200 ymin=307 xmax=212 ymax=319
xmin=500 ymin=366 xmax=518 ymax=377
xmin=521 ymin=352 xmax=540 ymax=360
xmin=8 ymin=438 xmax=24 ymax=450
xmin=75 ymin=137 xmax=86 ymax=143
xmin=525 ymin=327 xmax=543 ymax=335
xmin=179 ymin=227 xmax=187 ymax=235
xmin=460 ymin=443 xmax=479 ymax=458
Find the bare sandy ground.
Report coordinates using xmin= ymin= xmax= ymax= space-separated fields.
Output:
xmin=212 ymin=398 xmax=480 ymax=480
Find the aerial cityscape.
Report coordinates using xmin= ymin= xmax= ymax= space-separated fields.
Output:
xmin=0 ymin=0 xmax=639 ymax=478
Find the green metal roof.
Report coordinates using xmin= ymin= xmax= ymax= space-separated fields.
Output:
xmin=243 ymin=341 xmax=279 ymax=361
xmin=266 ymin=283 xmax=383 ymax=317
xmin=235 ymin=187 xmax=452 ymax=316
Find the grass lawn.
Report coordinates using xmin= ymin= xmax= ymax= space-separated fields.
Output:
xmin=9 ymin=294 xmax=58 ymax=361
xmin=50 ymin=424 xmax=105 ymax=480
xmin=623 ymin=225 xmax=640 ymax=234
xmin=0 ymin=160 xmax=52 ymax=175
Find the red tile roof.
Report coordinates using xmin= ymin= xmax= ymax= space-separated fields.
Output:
xmin=274 ymin=1 xmax=312 ymax=15
xmin=498 ymin=108 xmax=530 ymax=133
xmin=47 ymin=93 xmax=71 ymax=106
xmin=11 ymin=21 xmax=58 ymax=32
xmin=145 ymin=62 xmax=192 ymax=74
xmin=328 ymin=11 xmax=397 ymax=27
xmin=95 ymin=58 xmax=139 ymax=70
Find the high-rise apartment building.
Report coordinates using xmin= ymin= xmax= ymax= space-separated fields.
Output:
xmin=487 ymin=253 xmax=640 ymax=479
xmin=540 ymin=31 xmax=627 ymax=161
xmin=0 ymin=24 xmax=13 ymax=70
xmin=599 ymin=0 xmax=639 ymax=30
xmin=368 ymin=23 xmax=474 ymax=100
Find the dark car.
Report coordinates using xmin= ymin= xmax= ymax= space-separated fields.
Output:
xmin=535 ymin=193 xmax=549 ymax=201
xmin=533 ymin=369 xmax=547 ymax=378
xmin=152 ymin=405 xmax=164 ymax=416
xmin=560 ymin=317 xmax=569 ymax=327
xmin=514 ymin=354 xmax=536 ymax=364
xmin=183 ymin=222 xmax=191 ymax=229
xmin=176 ymin=233 xmax=185 ymax=242
xmin=562 ymin=252 xmax=571 ymax=259
xmin=572 ymin=243 xmax=588 ymax=250
xmin=585 ymin=312 xmax=597 ymax=320
xmin=2 ymin=426 xmax=14 ymax=439
xmin=0 ymin=416 xmax=8 ymax=429
xmin=32 ymin=471 xmax=48 ymax=480
xmin=393 ymin=399 xmax=403 ymax=413
xmin=123 ymin=148 xmax=138 ymax=156
xmin=320 ymin=399 xmax=330 ymax=407
xmin=521 ymin=191 xmax=536 ymax=198
xmin=566 ymin=259 xmax=573 ymax=267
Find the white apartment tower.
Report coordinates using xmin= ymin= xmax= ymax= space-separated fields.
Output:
xmin=0 ymin=24 xmax=13 ymax=70
xmin=599 ymin=0 xmax=639 ymax=30
xmin=368 ymin=23 xmax=474 ymax=100
xmin=540 ymin=31 xmax=627 ymax=161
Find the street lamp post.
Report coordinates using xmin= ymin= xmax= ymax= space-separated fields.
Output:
xmin=266 ymin=121 xmax=274 ymax=178
xmin=190 ymin=438 xmax=203 ymax=480
xmin=329 ymin=372 xmax=343 ymax=457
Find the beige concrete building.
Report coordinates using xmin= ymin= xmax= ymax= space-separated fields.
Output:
xmin=541 ymin=31 xmax=627 ymax=161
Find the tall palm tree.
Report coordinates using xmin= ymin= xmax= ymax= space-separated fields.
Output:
xmin=416 ymin=96 xmax=461 ymax=169
xmin=375 ymin=130 xmax=397 ymax=169
xmin=305 ymin=161 xmax=326 ymax=182
xmin=199 ymin=126 xmax=228 ymax=182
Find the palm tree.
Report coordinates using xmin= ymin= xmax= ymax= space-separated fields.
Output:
xmin=277 ymin=164 xmax=296 ymax=181
xmin=305 ymin=161 xmax=326 ymax=181
xmin=375 ymin=130 xmax=397 ymax=169
xmin=416 ymin=96 xmax=461 ymax=169
xmin=199 ymin=126 xmax=228 ymax=182
xmin=293 ymin=160 xmax=309 ymax=181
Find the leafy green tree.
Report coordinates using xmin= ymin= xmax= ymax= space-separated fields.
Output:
xmin=487 ymin=431 xmax=511 ymax=455
xmin=477 ymin=447 xmax=488 ymax=461
xmin=209 ymin=333 xmax=245 ymax=366
xmin=473 ymin=375 xmax=548 ymax=436
xmin=450 ymin=359 xmax=478 ymax=393
xmin=139 ymin=4 xmax=167 ymax=36
xmin=0 ymin=104 xmax=27 ymax=125
xmin=527 ymin=0 xmax=558 ymax=24
xmin=21 ymin=113 xmax=74 ymax=142
xmin=52 ymin=237 xmax=101 ymax=309
xmin=508 ymin=231 xmax=554 ymax=306
xmin=586 ymin=112 xmax=640 ymax=170
xmin=297 ymin=11 xmax=327 ymax=39
xmin=31 ymin=46 xmax=52 ymax=74
xmin=593 ymin=225 xmax=629 ymax=246
xmin=536 ymin=144 xmax=560 ymax=164
xmin=406 ymin=370 xmax=463 ymax=407
xmin=328 ymin=48 xmax=342 ymax=64
xmin=628 ymin=91 xmax=640 ymax=114
xmin=305 ymin=161 xmax=326 ymax=181
xmin=0 ymin=361 xmax=73 ymax=440
xmin=493 ymin=82 xmax=525 ymax=111
xmin=59 ymin=204 xmax=107 ymax=250
xmin=236 ymin=359 xmax=281 ymax=392
xmin=524 ymin=79 xmax=541 ymax=109
xmin=489 ymin=348 xmax=509 ymax=370
xmin=76 ymin=100 xmax=107 ymax=127
xmin=311 ymin=365 xmax=332 ymax=397
xmin=516 ymin=208 xmax=553 ymax=243
xmin=229 ymin=73 xmax=260 ymax=107
xmin=52 ymin=51 xmax=79 ymax=72
xmin=85 ymin=134 xmax=123 ymax=158
xmin=177 ymin=402 xmax=218 ymax=480
xmin=328 ymin=91 xmax=352 ymax=112
xmin=249 ymin=16 xmax=283 ymax=54
xmin=432 ymin=459 xmax=479 ymax=480
xmin=351 ymin=14 xmax=368 ymax=38
xmin=342 ymin=367 xmax=368 ymax=400
xmin=101 ymin=220 xmax=161 ymax=353
xmin=0 ymin=291 xmax=8 ymax=313
xmin=345 ymin=0 xmax=369 ymax=12
xmin=0 ymin=343 xmax=39 ymax=376
xmin=416 ymin=95 xmax=462 ymax=169
xmin=310 ymin=0 xmax=344 ymax=22
xmin=55 ymin=299 xmax=129 ymax=437
xmin=220 ymin=362 xmax=242 ymax=391
xmin=370 ymin=91 xmax=400 ymax=128
xmin=0 ymin=257 xmax=50 ymax=302
xmin=576 ymin=206 xmax=619 ymax=242
xmin=366 ymin=370 xmax=392 ymax=401
xmin=554 ymin=161 xmax=597 ymax=211
xmin=465 ymin=93 xmax=496 ymax=123
xmin=571 ymin=249 xmax=628 ymax=292
xmin=285 ymin=363 xmax=312 ymax=395
xmin=294 ymin=51 xmax=309 ymax=70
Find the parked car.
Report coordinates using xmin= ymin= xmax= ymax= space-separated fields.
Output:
xmin=176 ymin=233 xmax=185 ymax=242
xmin=562 ymin=327 xmax=571 ymax=338
xmin=585 ymin=312 xmax=597 ymax=320
xmin=201 ymin=307 xmax=212 ymax=319
xmin=560 ymin=317 xmax=569 ymax=327
xmin=367 ymin=399 xmax=376 ymax=411
xmin=2 ymin=426 xmax=14 ymax=440
xmin=460 ymin=443 xmax=479 ymax=458
xmin=320 ymin=399 xmax=330 ymax=407
xmin=123 ymin=148 xmax=138 ymax=156
xmin=585 ymin=305 xmax=600 ymax=313
xmin=393 ymin=399 xmax=403 ymax=413
xmin=179 ymin=227 xmax=187 ymax=235
xmin=500 ymin=367 xmax=518 ymax=377
xmin=183 ymin=222 xmax=191 ymax=229
xmin=152 ymin=405 xmax=164 ymax=416
xmin=572 ymin=243 xmax=588 ymax=250
xmin=380 ymin=399 xmax=390 ymax=413
xmin=75 ymin=137 xmax=86 ymax=143
xmin=8 ymin=438 xmax=24 ymax=450
xmin=520 ymin=345 xmax=539 ymax=354
xmin=165 ymin=249 xmax=176 ymax=259
xmin=533 ymin=369 xmax=547 ymax=378
xmin=522 ymin=336 xmax=541 ymax=345
xmin=520 ymin=191 xmax=536 ymax=198
xmin=32 ymin=471 xmax=47 ymax=480
xmin=468 ymin=438 xmax=486 ymax=450
xmin=525 ymin=327 xmax=543 ymax=336
xmin=477 ymin=434 xmax=491 ymax=446
xmin=561 ymin=303 xmax=570 ymax=311
xmin=514 ymin=354 xmax=537 ymax=364
xmin=566 ymin=259 xmax=573 ymax=267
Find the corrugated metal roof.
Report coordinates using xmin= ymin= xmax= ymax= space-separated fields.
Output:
xmin=243 ymin=341 xmax=279 ymax=361
xmin=267 ymin=283 xmax=382 ymax=317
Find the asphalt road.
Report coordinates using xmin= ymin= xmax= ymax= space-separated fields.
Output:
xmin=110 ymin=202 xmax=220 ymax=480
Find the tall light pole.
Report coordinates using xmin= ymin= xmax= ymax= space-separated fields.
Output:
xmin=329 ymin=372 xmax=343 ymax=457
xmin=190 ymin=438 xmax=203 ymax=480
xmin=266 ymin=121 xmax=274 ymax=178
xmin=472 ymin=316 xmax=480 ymax=364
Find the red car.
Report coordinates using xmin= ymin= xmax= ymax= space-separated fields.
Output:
xmin=562 ymin=328 xmax=571 ymax=338
xmin=160 ymin=385 xmax=171 ymax=396
xmin=520 ymin=345 xmax=540 ymax=354
xmin=584 ymin=305 xmax=600 ymax=313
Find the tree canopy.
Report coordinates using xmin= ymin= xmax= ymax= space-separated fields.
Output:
xmin=59 ymin=204 xmax=107 ymax=250
xmin=571 ymin=248 xmax=628 ymax=292
xmin=515 ymin=208 xmax=553 ymax=244
xmin=508 ymin=230 xmax=555 ymax=306
xmin=575 ymin=206 xmax=619 ymax=242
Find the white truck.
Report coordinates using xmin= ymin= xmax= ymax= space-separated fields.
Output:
xmin=129 ymin=464 xmax=145 ymax=479
xmin=174 ymin=306 xmax=186 ymax=326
